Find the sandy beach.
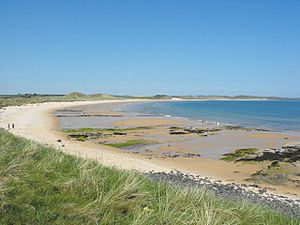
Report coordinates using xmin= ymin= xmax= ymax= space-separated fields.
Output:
xmin=0 ymin=100 xmax=174 ymax=172
xmin=1 ymin=100 xmax=300 ymax=199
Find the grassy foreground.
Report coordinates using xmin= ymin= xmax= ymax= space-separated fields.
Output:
xmin=0 ymin=130 xmax=298 ymax=224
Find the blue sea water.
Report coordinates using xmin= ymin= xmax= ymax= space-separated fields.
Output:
xmin=122 ymin=100 xmax=300 ymax=132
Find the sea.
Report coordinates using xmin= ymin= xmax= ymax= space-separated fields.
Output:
xmin=120 ymin=100 xmax=300 ymax=132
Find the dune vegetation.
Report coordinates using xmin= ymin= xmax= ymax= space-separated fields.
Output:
xmin=0 ymin=129 xmax=299 ymax=224
xmin=0 ymin=92 xmax=125 ymax=108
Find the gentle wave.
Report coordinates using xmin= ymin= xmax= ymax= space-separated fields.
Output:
xmin=121 ymin=100 xmax=300 ymax=132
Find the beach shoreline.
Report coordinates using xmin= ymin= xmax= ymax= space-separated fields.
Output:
xmin=118 ymin=100 xmax=300 ymax=134
xmin=1 ymin=99 xmax=300 ymax=200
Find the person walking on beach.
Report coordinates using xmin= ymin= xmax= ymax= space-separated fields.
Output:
xmin=7 ymin=123 xmax=10 ymax=130
xmin=12 ymin=123 xmax=15 ymax=129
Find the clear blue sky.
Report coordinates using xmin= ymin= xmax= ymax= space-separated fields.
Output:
xmin=0 ymin=0 xmax=299 ymax=97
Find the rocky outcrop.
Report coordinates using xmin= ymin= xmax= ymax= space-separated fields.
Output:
xmin=169 ymin=127 xmax=221 ymax=135
xmin=161 ymin=152 xmax=201 ymax=158
xmin=237 ymin=145 xmax=300 ymax=163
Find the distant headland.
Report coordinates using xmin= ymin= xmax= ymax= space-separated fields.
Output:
xmin=0 ymin=92 xmax=299 ymax=108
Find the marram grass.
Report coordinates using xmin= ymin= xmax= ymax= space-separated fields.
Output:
xmin=0 ymin=129 xmax=298 ymax=224
xmin=0 ymin=93 xmax=123 ymax=108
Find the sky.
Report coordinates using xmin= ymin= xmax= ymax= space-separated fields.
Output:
xmin=0 ymin=0 xmax=299 ymax=97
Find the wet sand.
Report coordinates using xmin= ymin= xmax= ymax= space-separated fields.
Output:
xmin=114 ymin=117 xmax=185 ymax=127
xmin=58 ymin=102 xmax=300 ymax=159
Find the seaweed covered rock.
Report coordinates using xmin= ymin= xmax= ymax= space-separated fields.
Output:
xmin=237 ymin=145 xmax=300 ymax=162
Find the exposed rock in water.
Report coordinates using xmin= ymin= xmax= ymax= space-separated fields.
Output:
xmin=68 ymin=132 xmax=102 ymax=139
xmin=223 ymin=125 xmax=270 ymax=132
xmin=169 ymin=127 xmax=221 ymax=135
xmin=169 ymin=131 xmax=188 ymax=135
xmin=184 ymin=128 xmax=221 ymax=134
xmin=268 ymin=160 xmax=280 ymax=168
xmin=161 ymin=152 xmax=201 ymax=158
xmin=237 ymin=145 xmax=300 ymax=163
xmin=113 ymin=132 xmax=127 ymax=135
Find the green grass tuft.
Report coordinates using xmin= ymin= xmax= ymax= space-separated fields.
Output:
xmin=0 ymin=129 xmax=298 ymax=224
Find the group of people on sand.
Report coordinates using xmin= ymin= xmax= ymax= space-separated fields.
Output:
xmin=7 ymin=123 xmax=15 ymax=130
